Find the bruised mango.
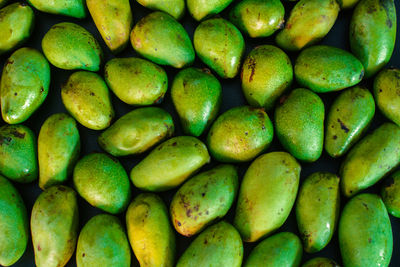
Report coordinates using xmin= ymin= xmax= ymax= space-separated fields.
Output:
xmin=27 ymin=0 xmax=86 ymax=18
xmin=187 ymin=0 xmax=233 ymax=21
xmin=302 ymin=257 xmax=340 ymax=267
xmin=337 ymin=0 xmax=360 ymax=8
xmin=137 ymin=0 xmax=185 ymax=20
xmin=381 ymin=170 xmax=400 ymax=218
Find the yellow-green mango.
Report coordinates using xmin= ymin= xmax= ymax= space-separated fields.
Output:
xmin=381 ymin=170 xmax=400 ymax=218
xmin=275 ymin=0 xmax=339 ymax=51
xmin=0 ymin=124 xmax=37 ymax=183
xmin=126 ymin=193 xmax=175 ymax=267
xmin=0 ymin=175 xmax=28 ymax=266
xmin=42 ymin=22 xmax=103 ymax=71
xmin=136 ymin=0 xmax=185 ymax=20
xmin=38 ymin=113 xmax=80 ymax=189
xmin=234 ymin=152 xmax=301 ymax=242
xmin=61 ymin=71 xmax=114 ymax=130
xmin=171 ymin=68 xmax=222 ymax=136
xmin=207 ymin=106 xmax=273 ymax=162
xmin=194 ymin=18 xmax=244 ymax=78
xmin=98 ymin=107 xmax=174 ymax=157
xmin=187 ymin=0 xmax=233 ymax=21
xmin=325 ymin=86 xmax=375 ymax=158
xmin=130 ymin=12 xmax=194 ymax=68
xmin=241 ymin=45 xmax=293 ymax=110
xmin=296 ymin=172 xmax=340 ymax=253
xmin=275 ymin=88 xmax=324 ymax=162
xmin=302 ymin=257 xmax=340 ymax=267
xmin=27 ymin=0 xmax=86 ymax=18
xmin=295 ymin=45 xmax=364 ymax=93
xmin=176 ymin=221 xmax=243 ymax=267
xmin=337 ymin=0 xmax=360 ymax=8
xmin=76 ymin=214 xmax=131 ymax=267
xmin=73 ymin=153 xmax=131 ymax=214
xmin=1 ymin=47 xmax=50 ymax=124
xmin=340 ymin=123 xmax=400 ymax=197
xmin=130 ymin=136 xmax=210 ymax=191
xmin=170 ymin=164 xmax=238 ymax=236
xmin=31 ymin=185 xmax=79 ymax=267
xmin=339 ymin=194 xmax=392 ymax=267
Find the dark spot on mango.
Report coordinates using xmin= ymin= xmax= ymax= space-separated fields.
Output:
xmin=337 ymin=118 xmax=349 ymax=133
xmin=82 ymin=253 xmax=85 ymax=257
xmin=333 ymin=135 xmax=337 ymax=140
xmin=11 ymin=131 xmax=25 ymax=139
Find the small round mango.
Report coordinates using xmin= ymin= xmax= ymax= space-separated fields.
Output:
xmin=187 ymin=0 xmax=233 ymax=21
xmin=27 ymin=0 xmax=86 ymax=18
xmin=302 ymin=257 xmax=340 ymax=267
xmin=381 ymin=170 xmax=400 ymax=218
xmin=136 ymin=0 xmax=185 ymax=20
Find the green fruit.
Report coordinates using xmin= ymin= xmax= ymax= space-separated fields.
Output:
xmin=61 ymin=71 xmax=114 ymax=130
xmin=339 ymin=194 xmax=392 ymax=267
xmin=302 ymin=257 xmax=340 ymax=267
xmin=31 ymin=186 xmax=79 ymax=267
xmin=126 ymin=193 xmax=175 ymax=267
xmin=1 ymin=47 xmax=50 ymax=124
xmin=170 ymin=165 xmax=238 ymax=236
xmin=130 ymin=136 xmax=210 ymax=191
xmin=27 ymin=0 xmax=86 ymax=18
xmin=337 ymin=0 xmax=360 ymax=8
xmin=136 ymin=0 xmax=185 ymax=20
xmin=234 ymin=152 xmax=301 ymax=242
xmin=98 ymin=107 xmax=174 ymax=157
xmin=187 ymin=0 xmax=233 ymax=21
xmin=381 ymin=170 xmax=400 ymax=218
xmin=171 ymin=68 xmax=222 ymax=136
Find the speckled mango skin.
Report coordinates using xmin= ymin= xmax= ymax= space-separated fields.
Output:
xmin=130 ymin=12 xmax=194 ymax=68
xmin=337 ymin=0 xmax=360 ymax=9
xmin=340 ymin=123 xmax=400 ymax=197
xmin=295 ymin=45 xmax=365 ymax=93
xmin=325 ymin=86 xmax=375 ymax=158
xmin=194 ymin=18 xmax=244 ymax=79
xmin=302 ymin=257 xmax=340 ymax=267
xmin=176 ymin=221 xmax=243 ymax=267
xmin=98 ymin=107 xmax=174 ymax=157
xmin=234 ymin=152 xmax=301 ymax=242
xmin=350 ymin=0 xmax=396 ymax=78
xmin=187 ymin=0 xmax=233 ymax=21
xmin=126 ymin=193 xmax=175 ymax=267
xmin=339 ymin=194 xmax=392 ymax=267
xmin=0 ymin=175 xmax=28 ymax=266
xmin=130 ymin=136 xmax=210 ymax=192
xmin=31 ymin=186 xmax=79 ymax=267
xmin=171 ymin=68 xmax=222 ymax=137
xmin=241 ymin=45 xmax=293 ymax=110
xmin=73 ymin=153 xmax=132 ymax=214
xmin=170 ymin=164 xmax=238 ymax=236
xmin=27 ymin=0 xmax=86 ymax=18
xmin=1 ymin=47 xmax=50 ymax=124
xmin=137 ymin=0 xmax=185 ymax=20
xmin=381 ymin=170 xmax=400 ymax=218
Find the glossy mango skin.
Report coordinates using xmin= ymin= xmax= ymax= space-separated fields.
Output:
xmin=1 ymin=47 xmax=50 ymax=124
xmin=171 ymin=68 xmax=222 ymax=136
xmin=302 ymin=257 xmax=340 ymax=267
xmin=187 ymin=0 xmax=233 ymax=21
xmin=241 ymin=45 xmax=293 ymax=110
xmin=234 ymin=152 xmax=301 ymax=242
xmin=295 ymin=45 xmax=365 ymax=93
xmin=98 ymin=107 xmax=174 ymax=157
xmin=137 ymin=0 xmax=185 ymax=20
xmin=126 ymin=193 xmax=175 ymax=267
xmin=337 ymin=0 xmax=360 ymax=8
xmin=27 ymin=0 xmax=86 ymax=18
xmin=381 ymin=170 xmax=400 ymax=218
xmin=170 ymin=165 xmax=238 ymax=236
xmin=340 ymin=123 xmax=400 ymax=197
xmin=339 ymin=194 xmax=392 ymax=267
xmin=325 ymin=86 xmax=375 ymax=158
xmin=31 ymin=186 xmax=79 ymax=267
xmin=130 ymin=136 xmax=210 ymax=191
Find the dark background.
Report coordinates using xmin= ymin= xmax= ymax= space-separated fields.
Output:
xmin=1 ymin=0 xmax=399 ymax=266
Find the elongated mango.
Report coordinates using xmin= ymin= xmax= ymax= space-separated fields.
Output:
xmin=381 ymin=170 xmax=400 ymax=218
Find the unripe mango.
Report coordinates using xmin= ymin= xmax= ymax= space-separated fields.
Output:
xmin=302 ymin=257 xmax=340 ymax=267
xmin=136 ymin=0 xmax=185 ymax=20
xmin=187 ymin=0 xmax=233 ymax=21
xmin=381 ymin=170 xmax=400 ymax=218
xmin=27 ymin=0 xmax=86 ymax=18
xmin=337 ymin=0 xmax=360 ymax=8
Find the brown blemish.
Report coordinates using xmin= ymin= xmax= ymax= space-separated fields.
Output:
xmin=337 ymin=119 xmax=349 ymax=133
xmin=153 ymin=95 xmax=164 ymax=104
xmin=333 ymin=135 xmax=337 ymax=140
xmin=279 ymin=95 xmax=289 ymax=105
xmin=172 ymin=142 xmax=177 ymax=146
xmin=14 ymin=92 xmax=17 ymax=96
xmin=90 ymin=92 xmax=95 ymax=96
xmin=37 ymin=245 xmax=41 ymax=251
xmin=247 ymin=57 xmax=256 ymax=82
xmin=82 ymin=253 xmax=85 ymax=257
xmin=11 ymin=131 xmax=25 ymax=139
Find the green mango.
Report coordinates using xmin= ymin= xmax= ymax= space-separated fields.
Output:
xmin=38 ymin=113 xmax=80 ymax=189
xmin=275 ymin=0 xmax=339 ymax=51
xmin=171 ymin=68 xmax=222 ymax=136
xmin=176 ymin=221 xmax=243 ymax=267
xmin=1 ymin=47 xmax=50 ymax=124
xmin=73 ymin=153 xmax=131 ymax=214
xmin=61 ymin=71 xmax=114 ymax=130
xmin=104 ymin=57 xmax=168 ymax=106
xmin=275 ymin=88 xmax=325 ymax=162
xmin=136 ymin=0 xmax=185 ymax=20
xmin=234 ymin=152 xmax=301 ymax=242
xmin=130 ymin=136 xmax=210 ymax=191
xmin=42 ymin=22 xmax=103 ymax=71
xmin=98 ymin=107 xmax=174 ymax=157
xmin=170 ymin=164 xmax=238 ymax=236
xmin=76 ymin=214 xmax=131 ymax=267
xmin=194 ymin=18 xmax=244 ymax=79
xmin=27 ymin=0 xmax=86 ymax=18
xmin=302 ymin=257 xmax=340 ymax=267
xmin=339 ymin=194 xmax=392 ymax=267
xmin=126 ymin=193 xmax=175 ymax=267
xmin=31 ymin=185 xmax=79 ymax=267
xmin=244 ymin=232 xmax=302 ymax=267
xmin=381 ymin=170 xmax=400 ymax=218
xmin=337 ymin=0 xmax=360 ymax=8
xmin=187 ymin=0 xmax=233 ymax=21
xmin=207 ymin=106 xmax=273 ymax=163
xmin=130 ymin=12 xmax=194 ymax=68
xmin=340 ymin=123 xmax=400 ymax=197
xmin=296 ymin=172 xmax=340 ymax=253
xmin=325 ymin=86 xmax=375 ymax=158
xmin=241 ymin=45 xmax=293 ymax=110
xmin=350 ymin=0 xmax=396 ymax=78
xmin=295 ymin=45 xmax=365 ymax=93
xmin=0 ymin=175 xmax=28 ymax=266
xmin=0 ymin=124 xmax=37 ymax=183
